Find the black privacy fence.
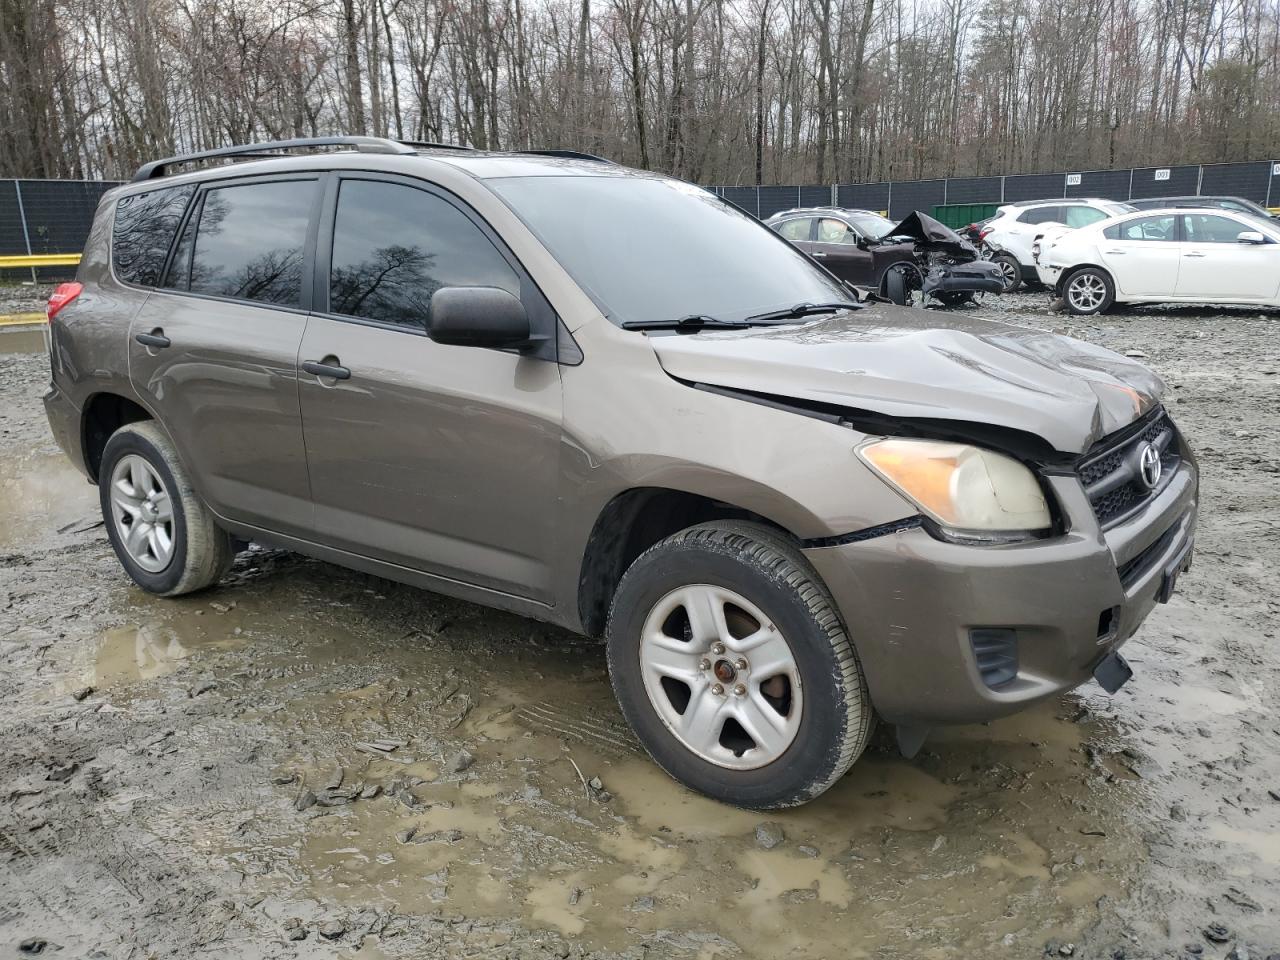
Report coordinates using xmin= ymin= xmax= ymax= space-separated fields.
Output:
xmin=3 ymin=159 xmax=1279 ymax=281
xmin=708 ymin=159 xmax=1280 ymax=223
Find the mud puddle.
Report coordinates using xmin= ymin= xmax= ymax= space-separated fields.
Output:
xmin=0 ymin=326 xmax=48 ymax=355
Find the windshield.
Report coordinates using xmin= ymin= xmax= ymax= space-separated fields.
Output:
xmin=846 ymin=211 xmax=897 ymax=238
xmin=488 ymin=175 xmax=851 ymax=326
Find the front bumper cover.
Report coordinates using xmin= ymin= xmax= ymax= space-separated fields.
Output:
xmin=804 ymin=464 xmax=1198 ymax=727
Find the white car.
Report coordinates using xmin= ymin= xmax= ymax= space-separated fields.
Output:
xmin=983 ymin=198 xmax=1136 ymax=292
xmin=1034 ymin=208 xmax=1280 ymax=315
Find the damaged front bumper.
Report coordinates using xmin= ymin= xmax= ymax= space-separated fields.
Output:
xmin=924 ymin=259 xmax=1006 ymax=298
xmin=803 ymin=453 xmax=1198 ymax=727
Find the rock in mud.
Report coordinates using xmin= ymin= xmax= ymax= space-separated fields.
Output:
xmin=1170 ymin=802 xmax=1187 ymax=821
xmin=318 ymin=918 xmax=345 ymax=939
xmin=45 ymin=761 xmax=78 ymax=782
xmin=360 ymin=783 xmax=381 ymax=799
xmin=18 ymin=939 xmax=47 ymax=955
xmin=70 ymin=686 xmax=94 ymax=702
xmin=1226 ymin=946 xmax=1251 ymax=960
xmin=396 ymin=827 xmax=417 ymax=844
xmin=629 ymin=896 xmax=655 ymax=912
xmin=293 ymin=789 xmax=317 ymax=811
xmin=1204 ymin=923 xmax=1231 ymax=944
xmin=754 ymin=822 xmax=785 ymax=849
xmin=413 ymin=829 xmax=463 ymax=844
xmin=447 ymin=748 xmax=475 ymax=773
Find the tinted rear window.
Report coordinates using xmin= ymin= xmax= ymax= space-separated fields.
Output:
xmin=112 ymin=185 xmax=195 ymax=286
xmin=186 ymin=180 xmax=317 ymax=307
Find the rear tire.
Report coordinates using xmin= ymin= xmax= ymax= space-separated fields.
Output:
xmin=99 ymin=421 xmax=234 ymax=596
xmin=1062 ymin=266 xmax=1115 ymax=316
xmin=606 ymin=521 xmax=873 ymax=809
xmin=993 ymin=252 xmax=1023 ymax=293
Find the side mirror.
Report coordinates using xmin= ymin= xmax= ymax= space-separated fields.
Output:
xmin=428 ymin=286 xmax=532 ymax=349
xmin=1237 ymin=231 xmax=1267 ymax=245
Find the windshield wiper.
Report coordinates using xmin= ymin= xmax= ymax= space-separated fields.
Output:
xmin=743 ymin=301 xmax=860 ymax=324
xmin=621 ymin=314 xmax=751 ymax=331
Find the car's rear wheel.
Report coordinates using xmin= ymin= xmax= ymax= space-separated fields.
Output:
xmin=1062 ymin=267 xmax=1115 ymax=316
xmin=99 ymin=421 xmax=234 ymax=596
xmin=606 ymin=522 xmax=873 ymax=808
xmin=993 ymin=252 xmax=1022 ymax=293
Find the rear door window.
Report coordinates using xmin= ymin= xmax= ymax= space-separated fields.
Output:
xmin=1019 ymin=206 xmax=1063 ymax=225
xmin=774 ymin=218 xmax=814 ymax=242
xmin=1104 ymin=215 xmax=1178 ymax=241
xmin=184 ymin=179 xmax=318 ymax=307
xmin=327 ymin=179 xmax=520 ymax=331
xmin=112 ymin=185 xmax=195 ymax=286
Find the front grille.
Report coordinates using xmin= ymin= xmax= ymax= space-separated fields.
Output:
xmin=1077 ymin=410 xmax=1180 ymax=528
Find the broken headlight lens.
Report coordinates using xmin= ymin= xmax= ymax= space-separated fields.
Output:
xmin=857 ymin=438 xmax=1052 ymax=541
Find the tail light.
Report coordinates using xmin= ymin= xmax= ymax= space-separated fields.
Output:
xmin=978 ymin=226 xmax=993 ymax=240
xmin=47 ymin=282 xmax=82 ymax=321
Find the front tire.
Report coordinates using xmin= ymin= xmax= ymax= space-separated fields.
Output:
xmin=1062 ymin=266 xmax=1115 ymax=315
xmin=606 ymin=522 xmax=873 ymax=808
xmin=99 ymin=421 xmax=234 ymax=596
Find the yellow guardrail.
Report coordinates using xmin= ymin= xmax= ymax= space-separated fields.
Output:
xmin=0 ymin=311 xmax=46 ymax=327
xmin=0 ymin=253 xmax=82 ymax=268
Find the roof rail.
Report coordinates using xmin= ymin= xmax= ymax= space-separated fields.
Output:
xmin=517 ymin=149 xmax=612 ymax=163
xmin=397 ymin=140 xmax=477 ymax=152
xmin=131 ymin=136 xmax=418 ymax=183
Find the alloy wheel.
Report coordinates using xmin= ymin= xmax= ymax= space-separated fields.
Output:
xmin=109 ymin=454 xmax=176 ymax=573
xmin=638 ymin=584 xmax=802 ymax=770
xmin=1067 ymin=273 xmax=1108 ymax=312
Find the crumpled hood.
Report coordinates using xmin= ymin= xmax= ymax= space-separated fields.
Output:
xmin=650 ymin=303 xmax=1164 ymax=454
xmin=874 ymin=211 xmax=977 ymax=260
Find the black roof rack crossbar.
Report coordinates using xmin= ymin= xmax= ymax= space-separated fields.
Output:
xmin=131 ymin=136 xmax=418 ymax=182
xmin=517 ymin=149 xmax=612 ymax=163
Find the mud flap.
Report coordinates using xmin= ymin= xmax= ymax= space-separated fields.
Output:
xmin=1092 ymin=651 xmax=1133 ymax=694
xmin=896 ymin=724 xmax=930 ymax=758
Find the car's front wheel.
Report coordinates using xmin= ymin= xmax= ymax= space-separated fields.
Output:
xmin=1062 ymin=266 xmax=1115 ymax=315
xmin=99 ymin=421 xmax=235 ymax=596
xmin=606 ymin=522 xmax=873 ymax=808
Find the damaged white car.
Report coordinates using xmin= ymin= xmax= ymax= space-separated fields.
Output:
xmin=1034 ymin=208 xmax=1280 ymax=315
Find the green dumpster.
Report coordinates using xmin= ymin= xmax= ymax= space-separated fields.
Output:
xmin=931 ymin=203 xmax=1000 ymax=229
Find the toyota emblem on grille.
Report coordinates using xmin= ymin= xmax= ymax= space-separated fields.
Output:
xmin=1138 ymin=442 xmax=1162 ymax=489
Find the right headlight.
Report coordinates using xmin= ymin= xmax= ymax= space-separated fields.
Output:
xmin=857 ymin=438 xmax=1052 ymax=543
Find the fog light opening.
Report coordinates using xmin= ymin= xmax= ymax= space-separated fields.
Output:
xmin=970 ymin=628 xmax=1019 ymax=689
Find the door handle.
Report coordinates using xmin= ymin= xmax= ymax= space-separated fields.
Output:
xmin=811 ymin=252 xmax=828 ymax=258
xmin=1185 ymin=251 xmax=1206 ymax=258
xmin=1103 ymin=250 xmax=1126 ymax=255
xmin=302 ymin=360 xmax=351 ymax=380
xmin=135 ymin=331 xmax=171 ymax=349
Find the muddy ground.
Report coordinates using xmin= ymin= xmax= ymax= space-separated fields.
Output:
xmin=1 ymin=288 xmax=1277 ymax=960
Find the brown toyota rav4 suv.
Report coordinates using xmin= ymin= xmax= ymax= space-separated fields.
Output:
xmin=44 ymin=137 xmax=1197 ymax=808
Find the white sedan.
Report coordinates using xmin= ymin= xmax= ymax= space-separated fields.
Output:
xmin=1033 ymin=208 xmax=1280 ymax=315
